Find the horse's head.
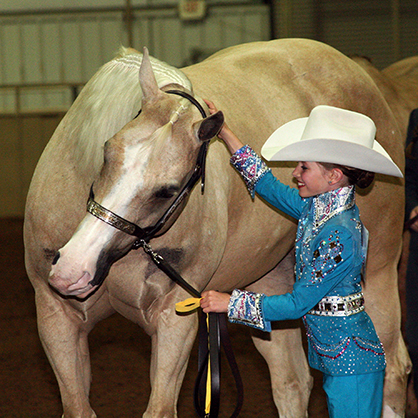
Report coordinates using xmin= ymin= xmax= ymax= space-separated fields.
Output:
xmin=48 ymin=48 xmax=224 ymax=300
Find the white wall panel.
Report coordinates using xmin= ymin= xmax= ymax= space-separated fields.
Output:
xmin=133 ymin=5 xmax=270 ymax=67
xmin=42 ymin=22 xmax=64 ymax=82
xmin=96 ymin=15 xmax=126 ymax=60
xmin=21 ymin=23 xmax=43 ymax=83
xmin=0 ymin=88 xmax=15 ymax=111
xmin=0 ymin=4 xmax=270 ymax=114
xmin=62 ymin=22 xmax=84 ymax=81
xmin=1 ymin=24 xmax=22 ymax=84
xmin=152 ymin=14 xmax=184 ymax=65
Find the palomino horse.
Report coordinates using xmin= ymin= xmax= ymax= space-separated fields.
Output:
xmin=24 ymin=39 xmax=408 ymax=417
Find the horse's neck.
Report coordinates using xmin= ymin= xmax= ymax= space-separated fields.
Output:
xmin=152 ymin=60 xmax=192 ymax=91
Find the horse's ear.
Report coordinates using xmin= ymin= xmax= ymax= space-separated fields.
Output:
xmin=139 ymin=47 xmax=159 ymax=99
xmin=194 ymin=111 xmax=224 ymax=142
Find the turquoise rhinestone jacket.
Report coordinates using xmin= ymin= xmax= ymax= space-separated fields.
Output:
xmin=228 ymin=145 xmax=385 ymax=376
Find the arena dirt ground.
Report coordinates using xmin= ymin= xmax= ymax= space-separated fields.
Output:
xmin=0 ymin=217 xmax=416 ymax=418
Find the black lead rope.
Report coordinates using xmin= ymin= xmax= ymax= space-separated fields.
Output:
xmin=195 ymin=311 xmax=244 ymax=418
xmin=140 ymin=240 xmax=244 ymax=418
xmin=142 ymin=92 xmax=243 ymax=417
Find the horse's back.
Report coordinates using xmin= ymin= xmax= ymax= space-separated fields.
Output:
xmin=185 ymin=39 xmax=401 ymax=156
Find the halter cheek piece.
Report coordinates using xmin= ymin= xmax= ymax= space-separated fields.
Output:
xmin=86 ymin=90 xmax=209 ymax=247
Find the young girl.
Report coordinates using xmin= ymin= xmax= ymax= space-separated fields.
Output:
xmin=200 ymin=103 xmax=403 ymax=418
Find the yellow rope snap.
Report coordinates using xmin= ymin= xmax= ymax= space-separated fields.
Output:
xmin=175 ymin=297 xmax=202 ymax=313
xmin=175 ymin=297 xmax=212 ymax=415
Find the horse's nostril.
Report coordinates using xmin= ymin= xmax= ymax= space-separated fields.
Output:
xmin=52 ymin=251 xmax=60 ymax=265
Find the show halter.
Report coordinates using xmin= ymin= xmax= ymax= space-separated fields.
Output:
xmin=87 ymin=91 xmax=210 ymax=246
xmin=86 ymin=89 xmax=243 ymax=418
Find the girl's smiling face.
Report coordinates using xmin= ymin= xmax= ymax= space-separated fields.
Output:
xmin=292 ymin=161 xmax=335 ymax=198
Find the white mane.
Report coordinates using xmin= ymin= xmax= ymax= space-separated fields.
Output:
xmin=115 ymin=47 xmax=192 ymax=90
xmin=65 ymin=47 xmax=192 ymax=175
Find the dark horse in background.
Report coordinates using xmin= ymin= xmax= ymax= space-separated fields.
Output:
xmin=24 ymin=39 xmax=412 ymax=417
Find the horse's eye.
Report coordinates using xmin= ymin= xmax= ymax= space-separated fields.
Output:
xmin=155 ymin=186 xmax=178 ymax=199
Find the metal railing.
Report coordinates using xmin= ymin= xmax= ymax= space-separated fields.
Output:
xmin=0 ymin=82 xmax=84 ymax=116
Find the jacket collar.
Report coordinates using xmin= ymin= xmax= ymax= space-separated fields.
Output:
xmin=311 ymin=186 xmax=355 ymax=229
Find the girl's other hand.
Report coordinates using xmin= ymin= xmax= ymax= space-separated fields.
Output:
xmin=201 ymin=290 xmax=230 ymax=313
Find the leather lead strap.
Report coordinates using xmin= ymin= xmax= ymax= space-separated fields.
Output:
xmin=219 ymin=315 xmax=244 ymax=418
xmin=194 ymin=312 xmax=244 ymax=418
xmin=143 ymin=242 xmax=243 ymax=418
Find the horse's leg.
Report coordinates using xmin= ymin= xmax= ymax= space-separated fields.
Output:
xmin=35 ymin=285 xmax=113 ymax=418
xmin=143 ymin=291 xmax=198 ymax=418
xmin=364 ymin=262 xmax=411 ymax=418
xmin=246 ymin=250 xmax=312 ymax=417
xmin=382 ymin=336 xmax=410 ymax=418
xmin=250 ymin=326 xmax=312 ymax=418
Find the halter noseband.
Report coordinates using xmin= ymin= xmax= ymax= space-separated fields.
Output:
xmin=86 ymin=89 xmax=209 ymax=246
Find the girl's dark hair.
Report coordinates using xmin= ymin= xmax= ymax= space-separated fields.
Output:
xmin=320 ymin=162 xmax=375 ymax=189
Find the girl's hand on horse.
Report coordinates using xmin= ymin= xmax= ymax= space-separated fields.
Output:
xmin=203 ymin=99 xmax=244 ymax=154
xmin=204 ymin=99 xmax=218 ymax=116
xmin=201 ymin=290 xmax=230 ymax=313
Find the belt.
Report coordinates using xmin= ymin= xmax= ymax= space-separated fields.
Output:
xmin=308 ymin=292 xmax=364 ymax=316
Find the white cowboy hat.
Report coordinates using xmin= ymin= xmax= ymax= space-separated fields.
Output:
xmin=261 ymin=105 xmax=403 ymax=177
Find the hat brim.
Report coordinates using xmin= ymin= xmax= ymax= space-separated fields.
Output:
xmin=261 ymin=117 xmax=403 ymax=178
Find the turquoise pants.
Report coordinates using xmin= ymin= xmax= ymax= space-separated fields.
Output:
xmin=323 ymin=370 xmax=385 ymax=418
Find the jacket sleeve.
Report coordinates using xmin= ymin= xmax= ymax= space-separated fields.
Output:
xmin=230 ymin=145 xmax=303 ymax=220
xmin=228 ymin=289 xmax=271 ymax=332
xmin=230 ymin=145 xmax=271 ymax=198
xmin=262 ymin=226 xmax=356 ymax=322
xmin=255 ymin=171 xmax=303 ymax=221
